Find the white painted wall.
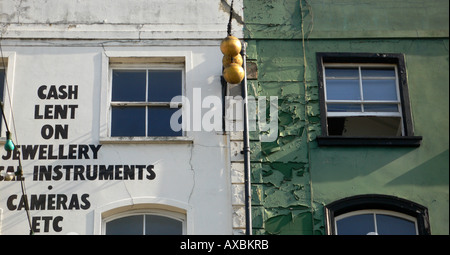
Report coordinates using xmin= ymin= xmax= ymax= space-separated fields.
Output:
xmin=0 ymin=0 xmax=244 ymax=39
xmin=0 ymin=0 xmax=244 ymax=235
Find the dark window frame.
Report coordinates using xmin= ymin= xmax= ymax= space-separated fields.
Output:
xmin=316 ymin=53 xmax=422 ymax=147
xmin=324 ymin=194 xmax=431 ymax=235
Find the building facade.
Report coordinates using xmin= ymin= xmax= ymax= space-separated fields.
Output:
xmin=245 ymin=0 xmax=449 ymax=235
xmin=0 ymin=0 xmax=247 ymax=235
xmin=1 ymin=0 xmax=448 ymax=236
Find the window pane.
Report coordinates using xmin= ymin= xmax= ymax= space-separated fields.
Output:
xmin=106 ymin=215 xmax=143 ymax=235
xmin=325 ymin=68 xmax=359 ymax=78
xmin=148 ymin=107 xmax=182 ymax=136
xmin=145 ymin=215 xmax=183 ymax=235
xmin=336 ymin=214 xmax=375 ymax=235
xmin=364 ymin=104 xmax=399 ymax=112
xmin=327 ymin=104 xmax=361 ymax=112
xmin=376 ymin=214 xmax=417 ymax=235
xmin=148 ymin=70 xmax=182 ymax=102
xmin=111 ymin=107 xmax=146 ymax=136
xmin=326 ymin=79 xmax=361 ymax=100
xmin=112 ymin=70 xmax=146 ymax=102
xmin=361 ymin=68 xmax=395 ymax=78
xmin=362 ymin=79 xmax=398 ymax=101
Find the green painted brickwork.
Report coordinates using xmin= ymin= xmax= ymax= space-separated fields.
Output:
xmin=244 ymin=0 xmax=449 ymax=235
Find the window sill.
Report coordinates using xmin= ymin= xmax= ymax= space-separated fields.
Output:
xmin=316 ymin=136 xmax=422 ymax=147
xmin=100 ymin=136 xmax=194 ymax=144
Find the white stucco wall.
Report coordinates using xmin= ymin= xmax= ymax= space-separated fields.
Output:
xmin=0 ymin=0 xmax=245 ymax=235
xmin=0 ymin=0 xmax=244 ymax=39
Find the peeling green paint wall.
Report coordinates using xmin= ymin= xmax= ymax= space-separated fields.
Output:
xmin=246 ymin=38 xmax=323 ymax=235
xmin=244 ymin=0 xmax=449 ymax=235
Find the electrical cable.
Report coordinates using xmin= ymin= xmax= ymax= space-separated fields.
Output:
xmin=227 ymin=0 xmax=234 ymax=36
xmin=0 ymin=32 xmax=34 ymax=235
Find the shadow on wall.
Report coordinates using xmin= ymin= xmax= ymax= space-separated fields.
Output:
xmin=310 ymin=146 xmax=420 ymax=182
xmin=387 ymin=149 xmax=449 ymax=186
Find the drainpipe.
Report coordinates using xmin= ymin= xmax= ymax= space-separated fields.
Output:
xmin=220 ymin=41 xmax=252 ymax=235
xmin=241 ymin=43 xmax=252 ymax=235
xmin=222 ymin=0 xmax=251 ymax=235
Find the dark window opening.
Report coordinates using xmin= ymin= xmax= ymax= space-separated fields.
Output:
xmin=316 ymin=53 xmax=422 ymax=146
xmin=327 ymin=116 xmax=402 ymax=137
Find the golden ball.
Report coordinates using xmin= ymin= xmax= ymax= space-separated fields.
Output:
xmin=223 ymin=63 xmax=245 ymax=84
xmin=222 ymin=54 xmax=243 ymax=68
xmin=220 ymin=36 xmax=242 ymax=56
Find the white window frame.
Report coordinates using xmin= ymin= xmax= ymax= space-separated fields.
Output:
xmin=102 ymin=209 xmax=187 ymax=235
xmin=99 ymin=51 xmax=193 ymax=144
xmin=108 ymin=63 xmax=185 ymax=137
xmin=335 ymin=209 xmax=419 ymax=235
xmin=323 ymin=63 xmax=405 ymax=135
